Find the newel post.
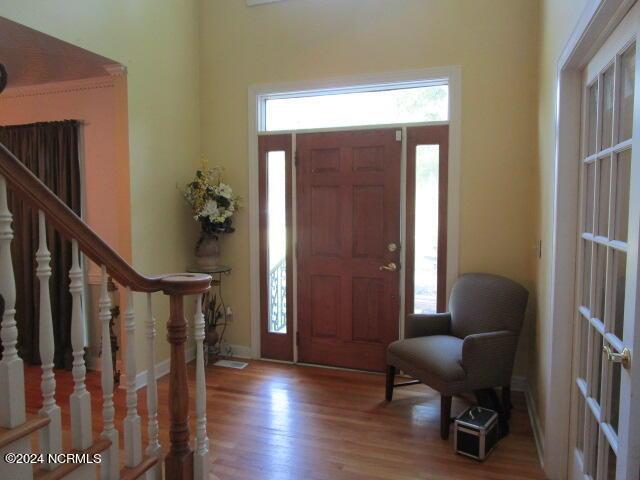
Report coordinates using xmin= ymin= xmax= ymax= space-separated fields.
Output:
xmin=165 ymin=294 xmax=193 ymax=479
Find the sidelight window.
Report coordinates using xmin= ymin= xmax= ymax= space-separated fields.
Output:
xmin=406 ymin=125 xmax=448 ymax=316
xmin=267 ymin=151 xmax=287 ymax=334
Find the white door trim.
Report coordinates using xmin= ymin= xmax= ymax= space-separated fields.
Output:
xmin=547 ymin=1 xmax=637 ymax=478
xmin=247 ymin=66 xmax=462 ymax=359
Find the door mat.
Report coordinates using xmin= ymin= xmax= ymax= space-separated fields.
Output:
xmin=213 ymin=359 xmax=248 ymax=369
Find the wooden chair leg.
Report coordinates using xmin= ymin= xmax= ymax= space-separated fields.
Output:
xmin=440 ymin=395 xmax=452 ymax=440
xmin=502 ymin=385 xmax=512 ymax=420
xmin=385 ymin=365 xmax=396 ymax=401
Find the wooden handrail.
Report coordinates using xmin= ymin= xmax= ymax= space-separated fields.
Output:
xmin=0 ymin=143 xmax=210 ymax=295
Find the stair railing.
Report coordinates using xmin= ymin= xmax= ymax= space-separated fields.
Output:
xmin=0 ymin=143 xmax=211 ymax=480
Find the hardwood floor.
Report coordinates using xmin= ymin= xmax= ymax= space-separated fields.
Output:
xmin=25 ymin=360 xmax=545 ymax=479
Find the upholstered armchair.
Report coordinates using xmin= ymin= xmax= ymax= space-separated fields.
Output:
xmin=386 ymin=273 xmax=528 ymax=440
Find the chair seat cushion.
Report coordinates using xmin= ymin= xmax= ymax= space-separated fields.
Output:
xmin=387 ymin=335 xmax=467 ymax=394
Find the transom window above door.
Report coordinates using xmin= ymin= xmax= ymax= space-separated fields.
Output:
xmin=262 ymin=81 xmax=449 ymax=131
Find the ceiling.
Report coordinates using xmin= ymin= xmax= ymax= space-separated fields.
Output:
xmin=0 ymin=16 xmax=119 ymax=89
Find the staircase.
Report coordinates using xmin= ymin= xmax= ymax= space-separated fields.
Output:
xmin=0 ymin=143 xmax=212 ymax=479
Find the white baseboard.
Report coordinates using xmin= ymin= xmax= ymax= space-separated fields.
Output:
xmin=519 ymin=377 xmax=545 ymax=470
xmin=511 ymin=375 xmax=527 ymax=393
xmin=86 ymin=355 xmax=101 ymax=371
xmin=125 ymin=344 xmax=253 ymax=391
xmin=122 ymin=346 xmax=196 ymax=391
xmin=228 ymin=344 xmax=254 ymax=359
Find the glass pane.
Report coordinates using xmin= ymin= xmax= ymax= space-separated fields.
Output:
xmin=619 ymin=44 xmax=636 ymax=142
xmin=609 ymin=359 xmax=621 ymax=434
xmin=614 ymin=150 xmax=631 ymax=242
xmin=594 ymin=244 xmax=607 ymax=321
xmin=413 ymin=145 xmax=439 ymax=314
xmin=577 ymin=392 xmax=586 ymax=455
xmin=597 ymin=157 xmax=611 ymax=237
xmin=267 ymin=151 xmax=287 ymax=334
xmin=601 ymin=67 xmax=614 ymax=149
xmin=613 ymin=250 xmax=626 ymax=340
xmin=579 ymin=316 xmax=589 ymax=381
xmin=588 ymin=413 xmax=600 ymax=477
xmin=599 ymin=439 xmax=618 ymax=480
xmin=265 ymin=84 xmax=449 ymax=131
xmin=607 ymin=442 xmax=617 ymax=480
xmin=581 ymin=240 xmax=593 ymax=311
xmin=585 ymin=162 xmax=596 ymax=233
xmin=593 ymin=329 xmax=604 ymax=404
xmin=588 ymin=82 xmax=599 ymax=156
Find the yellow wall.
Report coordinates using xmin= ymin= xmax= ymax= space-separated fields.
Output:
xmin=534 ymin=0 xmax=589 ymax=436
xmin=200 ymin=0 xmax=539 ymax=374
xmin=0 ymin=0 xmax=202 ymax=370
xmin=0 ymin=0 xmax=548 ymax=383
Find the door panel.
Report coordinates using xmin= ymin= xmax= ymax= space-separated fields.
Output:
xmin=310 ymin=186 xmax=341 ymax=256
xmin=352 ymin=277 xmax=384 ymax=342
xmin=352 ymin=185 xmax=385 ymax=258
xmin=297 ymin=129 xmax=401 ymax=372
xmin=310 ymin=274 xmax=340 ymax=338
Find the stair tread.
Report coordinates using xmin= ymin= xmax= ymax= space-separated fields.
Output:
xmin=120 ymin=455 xmax=159 ymax=480
xmin=0 ymin=415 xmax=50 ymax=449
xmin=33 ymin=437 xmax=111 ymax=480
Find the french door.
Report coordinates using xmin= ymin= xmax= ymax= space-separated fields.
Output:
xmin=296 ymin=129 xmax=401 ymax=372
xmin=570 ymin=3 xmax=640 ymax=479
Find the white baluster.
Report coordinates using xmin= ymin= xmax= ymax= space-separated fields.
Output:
xmin=0 ymin=175 xmax=25 ymax=428
xmin=124 ymin=288 xmax=142 ymax=467
xmin=194 ymin=294 xmax=210 ymax=479
xmin=99 ymin=266 xmax=119 ymax=480
xmin=36 ymin=211 xmax=62 ymax=470
xmin=145 ymin=294 xmax=161 ymax=480
xmin=69 ymin=239 xmax=92 ymax=450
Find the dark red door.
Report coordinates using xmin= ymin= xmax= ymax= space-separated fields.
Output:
xmin=296 ymin=129 xmax=401 ymax=372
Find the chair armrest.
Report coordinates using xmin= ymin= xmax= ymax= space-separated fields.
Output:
xmin=461 ymin=330 xmax=518 ymax=388
xmin=405 ymin=313 xmax=451 ymax=339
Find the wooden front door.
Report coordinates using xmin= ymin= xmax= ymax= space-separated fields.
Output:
xmin=296 ymin=129 xmax=401 ymax=372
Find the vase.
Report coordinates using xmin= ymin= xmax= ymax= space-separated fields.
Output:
xmin=195 ymin=232 xmax=220 ymax=269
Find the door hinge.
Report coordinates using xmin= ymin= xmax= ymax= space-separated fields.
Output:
xmin=395 ymin=130 xmax=402 ymax=142
xmin=296 ymin=330 xmax=300 ymax=345
xmin=295 ymin=150 xmax=299 ymax=167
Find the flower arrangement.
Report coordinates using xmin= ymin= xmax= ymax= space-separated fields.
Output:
xmin=184 ymin=167 xmax=240 ymax=235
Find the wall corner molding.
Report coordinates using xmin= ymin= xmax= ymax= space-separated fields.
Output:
xmin=0 ymin=75 xmax=116 ymax=100
xmin=104 ymin=63 xmax=127 ymax=77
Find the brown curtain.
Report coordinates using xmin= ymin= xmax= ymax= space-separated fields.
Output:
xmin=0 ymin=121 xmax=81 ymax=369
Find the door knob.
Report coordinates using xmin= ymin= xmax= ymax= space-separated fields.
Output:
xmin=379 ymin=262 xmax=398 ymax=272
xmin=603 ymin=345 xmax=631 ymax=369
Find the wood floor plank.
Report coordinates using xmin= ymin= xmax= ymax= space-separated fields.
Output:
xmin=24 ymin=359 xmax=545 ymax=479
